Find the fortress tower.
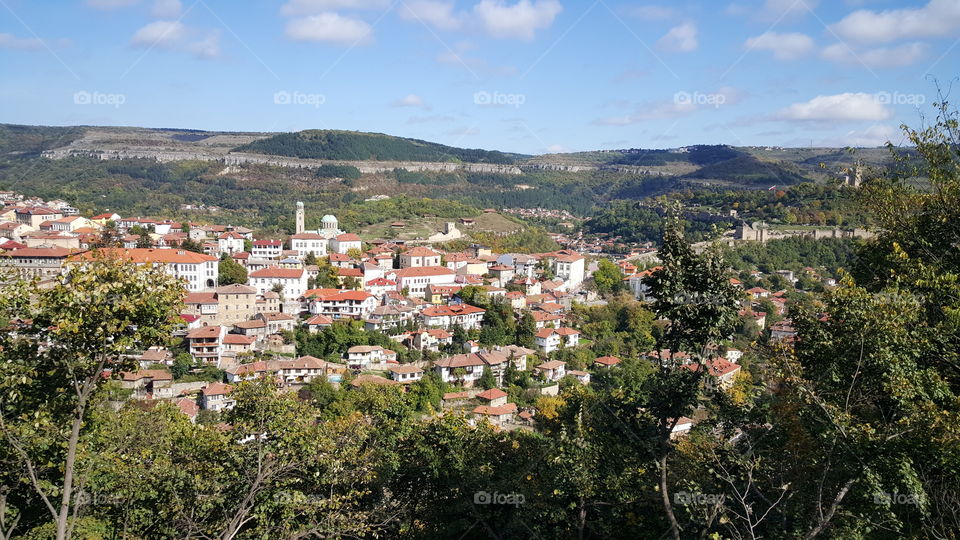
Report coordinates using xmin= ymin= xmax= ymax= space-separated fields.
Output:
xmin=295 ymin=201 xmax=304 ymax=234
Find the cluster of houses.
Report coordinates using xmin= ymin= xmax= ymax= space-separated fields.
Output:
xmin=3 ymin=194 xmax=760 ymax=431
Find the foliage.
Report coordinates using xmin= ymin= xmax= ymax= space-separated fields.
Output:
xmin=217 ymin=254 xmax=248 ymax=285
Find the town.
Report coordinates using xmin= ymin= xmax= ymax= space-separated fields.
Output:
xmin=0 ymin=188 xmax=823 ymax=433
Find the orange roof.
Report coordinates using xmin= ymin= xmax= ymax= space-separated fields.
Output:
xmin=476 ymin=388 xmax=508 ymax=401
xmin=335 ymin=233 xmax=361 ymax=242
xmin=594 ymin=355 xmax=621 ymax=366
xmin=421 ymin=304 xmax=486 ymax=317
xmin=391 ymin=265 xmax=455 ymax=278
xmin=249 ymin=266 xmax=304 ymax=279
xmin=202 ymin=382 xmax=233 ymax=396
xmin=403 ymin=246 xmax=441 ymax=256
xmin=223 ymin=334 xmax=255 ymax=345
xmin=186 ymin=325 xmax=222 ymax=338
xmin=313 ymin=290 xmax=373 ymax=302
xmin=473 ymin=403 xmax=518 ymax=416
xmin=70 ymin=248 xmax=216 ymax=264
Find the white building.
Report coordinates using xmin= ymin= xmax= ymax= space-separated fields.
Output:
xmin=248 ymin=266 xmax=307 ymax=299
xmin=69 ymin=248 xmax=218 ymax=291
xmin=388 ymin=266 xmax=456 ymax=298
xmin=290 ymin=232 xmax=328 ymax=258
xmin=251 ymin=240 xmax=283 ymax=259
xmin=218 ymin=231 xmax=245 ymax=255
xmin=308 ymin=289 xmax=377 ymax=320
xmin=420 ymin=304 xmax=486 ymax=330
xmin=400 ymin=246 xmax=442 ymax=268
xmin=329 ymin=233 xmax=362 ymax=255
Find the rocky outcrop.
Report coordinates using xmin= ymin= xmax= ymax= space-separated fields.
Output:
xmin=41 ymin=148 xmax=524 ymax=175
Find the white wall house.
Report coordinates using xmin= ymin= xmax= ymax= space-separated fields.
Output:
xmin=329 ymin=233 xmax=362 ymax=255
xmin=251 ymin=240 xmax=283 ymax=259
xmin=70 ymin=248 xmax=218 ymax=291
xmin=290 ymin=233 xmax=328 ymax=258
xmin=248 ymin=267 xmax=307 ymax=299
xmin=388 ymin=266 xmax=456 ymax=298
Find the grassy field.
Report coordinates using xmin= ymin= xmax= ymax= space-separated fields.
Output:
xmin=358 ymin=212 xmax=523 ymax=242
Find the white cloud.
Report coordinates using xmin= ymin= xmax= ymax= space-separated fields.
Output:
xmin=472 ymin=0 xmax=563 ymax=40
xmin=776 ymin=93 xmax=891 ymax=122
xmin=629 ymin=5 xmax=674 ymax=21
xmin=744 ymin=31 xmax=814 ymax=60
xmin=285 ymin=13 xmax=374 ymax=45
xmin=280 ymin=0 xmax=389 ymax=16
xmin=594 ymin=86 xmax=741 ymax=126
xmin=401 ymin=0 xmax=462 ymax=30
xmin=0 ymin=33 xmax=45 ymax=50
xmin=821 ymin=42 xmax=926 ymax=68
xmin=448 ymin=126 xmax=479 ymax=136
xmin=130 ymin=20 xmax=187 ymax=48
xmin=130 ymin=20 xmax=220 ymax=59
xmin=657 ymin=22 xmax=697 ymax=53
xmin=545 ymin=143 xmax=570 ymax=153
xmin=187 ymin=29 xmax=221 ymax=59
xmin=86 ymin=0 xmax=138 ymax=9
xmin=151 ymin=0 xmax=181 ymax=18
xmin=831 ymin=0 xmax=960 ymax=44
xmin=391 ymin=94 xmax=430 ymax=109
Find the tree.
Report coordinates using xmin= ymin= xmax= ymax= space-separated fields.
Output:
xmin=593 ymin=258 xmax=624 ymax=295
xmin=94 ymin=220 xmax=121 ymax=248
xmin=478 ymin=367 xmax=496 ymax=390
xmin=271 ymin=282 xmax=286 ymax=302
xmin=515 ymin=310 xmax=537 ymax=348
xmin=218 ymin=254 xmax=248 ymax=286
xmin=0 ymin=252 xmax=184 ymax=540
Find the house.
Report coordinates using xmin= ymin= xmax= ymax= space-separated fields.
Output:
xmin=200 ymin=382 xmax=235 ymax=412
xmin=364 ymin=277 xmax=397 ymax=297
xmin=535 ymin=327 xmax=579 ymax=354
xmin=740 ymin=310 xmax=767 ymax=330
xmin=15 ymin=207 xmax=62 ymax=228
xmin=472 ymin=402 xmax=518 ymax=425
xmin=330 ymin=233 xmax=362 ymax=255
xmin=388 ymin=266 xmax=456 ymax=298
xmin=251 ymin=240 xmax=283 ymax=259
xmin=547 ymin=250 xmax=585 ymax=288
xmin=184 ymin=325 xmax=227 ymax=365
xmin=248 ymin=267 xmax=307 ymax=300
xmin=594 ymin=355 xmax=621 ymax=368
xmin=217 ymin=231 xmax=245 ymax=255
xmin=404 ymin=329 xmax=453 ymax=352
xmin=681 ymin=357 xmax=741 ymax=391
xmin=305 ymin=314 xmax=334 ymax=332
xmin=746 ymin=287 xmax=770 ymax=299
xmin=255 ymin=312 xmax=297 ymax=334
xmin=226 ymin=356 xmax=345 ymax=384
xmin=671 ymin=417 xmax=695 ymax=439
xmin=222 ymin=333 xmax=256 ymax=355
xmin=308 ymin=289 xmax=377 ymax=320
xmin=476 ymin=388 xmax=508 ymax=407
xmin=770 ymin=319 xmax=797 ymax=341
xmin=69 ymin=248 xmax=219 ymax=291
xmin=531 ymin=310 xmax=563 ymax=329
xmin=534 ymin=360 xmax=566 ymax=382
xmin=400 ymin=246 xmax=442 ymax=268
xmin=176 ymin=397 xmax=200 ymax=422
xmin=568 ymin=370 xmax=591 ymax=384
xmin=0 ymin=246 xmax=74 ymax=281
xmin=420 ymin=303 xmax=486 ymax=330
xmin=434 ymin=353 xmax=487 ymax=385
xmin=346 ymin=345 xmax=393 ymax=370
xmin=388 ymin=364 xmax=425 ymax=384
xmin=119 ymin=369 xmax=174 ymax=399
xmin=290 ymin=232 xmax=328 ymax=258
xmin=364 ymin=304 xmax=416 ymax=333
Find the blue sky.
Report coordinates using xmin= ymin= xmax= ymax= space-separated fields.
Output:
xmin=1 ymin=0 xmax=958 ymax=154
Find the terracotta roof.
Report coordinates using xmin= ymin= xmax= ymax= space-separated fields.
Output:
xmin=249 ymin=266 xmax=304 ymax=279
xmin=223 ymin=334 xmax=255 ymax=345
xmin=348 ymin=345 xmax=385 ymax=353
xmin=252 ymin=240 xmax=282 ymax=247
xmin=594 ymin=355 xmax=621 ymax=366
xmin=536 ymin=360 xmax=566 ymax=370
xmin=388 ymin=364 xmax=425 ymax=374
xmin=1 ymin=247 xmax=74 ymax=257
xmin=335 ymin=233 xmax=361 ymax=242
xmin=176 ymin=397 xmax=199 ymax=417
xmin=202 ymin=382 xmax=233 ymax=396
xmin=70 ymin=248 xmax=216 ymax=264
xmin=476 ymin=388 xmax=508 ymax=401
xmin=403 ymin=246 xmax=441 ymax=257
xmin=306 ymin=314 xmax=334 ymax=326
xmin=350 ymin=374 xmax=397 ymax=387
xmin=290 ymin=233 xmax=326 ymax=239
xmin=391 ymin=265 xmax=455 ymax=278
xmin=313 ymin=290 xmax=373 ymax=302
xmin=681 ymin=358 xmax=741 ymax=377
xmin=186 ymin=325 xmax=222 ymax=338
xmin=473 ymin=403 xmax=518 ymax=416
xmin=120 ymin=369 xmax=172 ymax=381
xmin=421 ymin=304 xmax=486 ymax=317
xmin=443 ymin=391 xmax=471 ymax=400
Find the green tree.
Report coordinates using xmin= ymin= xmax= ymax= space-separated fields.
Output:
xmin=478 ymin=367 xmax=496 ymax=390
xmin=593 ymin=258 xmax=624 ymax=295
xmin=218 ymin=254 xmax=248 ymax=285
xmin=0 ymin=252 xmax=184 ymax=540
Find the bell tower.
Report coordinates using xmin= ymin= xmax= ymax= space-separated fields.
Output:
xmin=295 ymin=201 xmax=305 ymax=234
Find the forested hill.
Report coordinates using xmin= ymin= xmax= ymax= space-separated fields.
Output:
xmin=233 ymin=130 xmax=526 ymax=164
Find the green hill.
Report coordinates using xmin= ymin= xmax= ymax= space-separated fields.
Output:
xmin=234 ymin=129 xmax=526 ymax=164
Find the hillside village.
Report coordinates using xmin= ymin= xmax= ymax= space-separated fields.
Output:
xmin=1 ymin=189 xmax=811 ymax=431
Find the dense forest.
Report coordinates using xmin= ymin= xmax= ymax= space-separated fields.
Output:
xmin=234 ymin=130 xmax=524 ymax=164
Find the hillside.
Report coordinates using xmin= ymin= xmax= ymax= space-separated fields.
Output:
xmin=235 ymin=129 xmax=526 ymax=164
